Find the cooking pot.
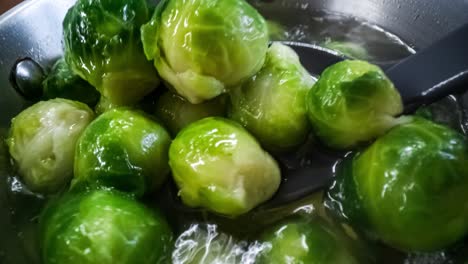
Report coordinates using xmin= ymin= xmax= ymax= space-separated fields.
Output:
xmin=0 ymin=0 xmax=467 ymax=263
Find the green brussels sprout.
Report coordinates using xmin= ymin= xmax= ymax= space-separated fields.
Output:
xmin=257 ymin=217 xmax=364 ymax=264
xmin=74 ymin=108 xmax=171 ymax=196
xmin=155 ymin=91 xmax=226 ymax=136
xmin=328 ymin=117 xmax=468 ymax=251
xmin=42 ymin=58 xmax=100 ymax=107
xmin=306 ymin=60 xmax=404 ymax=149
xmin=40 ymin=189 xmax=173 ymax=264
xmin=229 ymin=42 xmax=315 ymax=151
xmin=63 ymin=0 xmax=159 ymax=106
xmin=169 ymin=117 xmax=281 ymax=217
xmin=141 ymin=0 xmax=269 ymax=104
xmin=6 ymin=99 xmax=94 ymax=193
xmin=172 ymin=223 xmax=247 ymax=264
xmin=321 ymin=39 xmax=370 ymax=60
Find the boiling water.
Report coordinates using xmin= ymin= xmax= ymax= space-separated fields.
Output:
xmin=250 ymin=1 xmax=416 ymax=63
xmin=1 ymin=5 xmax=467 ymax=264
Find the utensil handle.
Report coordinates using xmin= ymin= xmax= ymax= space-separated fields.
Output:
xmin=386 ymin=23 xmax=468 ymax=112
xmin=262 ymin=166 xmax=334 ymax=208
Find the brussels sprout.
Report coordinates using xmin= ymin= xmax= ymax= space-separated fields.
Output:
xmin=229 ymin=42 xmax=315 ymax=151
xmin=169 ymin=117 xmax=281 ymax=217
xmin=6 ymin=99 xmax=94 ymax=193
xmin=141 ymin=0 xmax=269 ymax=104
xmin=42 ymin=58 xmax=100 ymax=107
xmin=155 ymin=91 xmax=226 ymax=136
xmin=74 ymin=108 xmax=171 ymax=196
xmin=306 ymin=60 xmax=405 ymax=149
xmin=321 ymin=40 xmax=370 ymax=60
xmin=172 ymin=223 xmax=247 ymax=264
xmin=40 ymin=189 xmax=173 ymax=264
xmin=328 ymin=117 xmax=468 ymax=251
xmin=257 ymin=217 xmax=364 ymax=264
xmin=63 ymin=0 xmax=159 ymax=106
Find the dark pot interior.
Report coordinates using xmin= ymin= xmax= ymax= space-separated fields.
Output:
xmin=0 ymin=0 xmax=467 ymax=263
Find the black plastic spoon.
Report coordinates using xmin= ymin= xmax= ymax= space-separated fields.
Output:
xmin=265 ymin=23 xmax=468 ymax=208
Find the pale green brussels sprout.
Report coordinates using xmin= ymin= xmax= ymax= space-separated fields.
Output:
xmin=257 ymin=217 xmax=366 ymax=264
xmin=307 ymin=60 xmax=405 ymax=149
xmin=40 ymin=189 xmax=173 ymax=264
xmin=74 ymin=108 xmax=171 ymax=196
xmin=141 ymin=0 xmax=269 ymax=104
xmin=327 ymin=117 xmax=468 ymax=251
xmin=169 ymin=117 xmax=281 ymax=217
xmin=63 ymin=0 xmax=159 ymax=106
xmin=155 ymin=91 xmax=226 ymax=136
xmin=229 ymin=42 xmax=315 ymax=151
xmin=42 ymin=58 xmax=100 ymax=107
xmin=6 ymin=99 xmax=94 ymax=193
